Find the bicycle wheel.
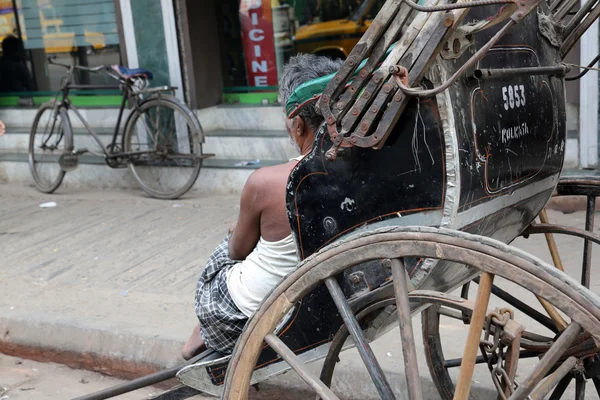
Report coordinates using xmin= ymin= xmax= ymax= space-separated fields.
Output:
xmin=28 ymin=102 xmax=73 ymax=193
xmin=123 ymin=96 xmax=203 ymax=199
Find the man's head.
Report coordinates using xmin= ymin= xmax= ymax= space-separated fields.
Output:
xmin=279 ymin=54 xmax=342 ymax=154
xmin=2 ymin=36 xmax=22 ymax=58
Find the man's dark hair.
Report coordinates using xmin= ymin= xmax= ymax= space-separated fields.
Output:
xmin=279 ymin=54 xmax=343 ymax=133
xmin=2 ymin=36 xmax=21 ymax=57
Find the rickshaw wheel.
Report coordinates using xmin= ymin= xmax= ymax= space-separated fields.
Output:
xmin=423 ymin=178 xmax=600 ymax=399
xmin=221 ymin=227 xmax=600 ymax=400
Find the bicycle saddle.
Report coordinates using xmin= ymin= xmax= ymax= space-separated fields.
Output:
xmin=111 ymin=65 xmax=153 ymax=80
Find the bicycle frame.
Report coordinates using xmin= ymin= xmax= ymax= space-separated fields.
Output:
xmin=53 ymin=63 xmax=177 ymax=162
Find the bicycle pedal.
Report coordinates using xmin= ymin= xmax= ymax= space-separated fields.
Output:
xmin=59 ymin=153 xmax=79 ymax=172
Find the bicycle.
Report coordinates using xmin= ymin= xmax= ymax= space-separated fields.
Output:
xmin=28 ymin=56 xmax=213 ymax=199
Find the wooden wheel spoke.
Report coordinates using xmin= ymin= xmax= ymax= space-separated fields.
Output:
xmin=536 ymin=208 xmax=569 ymax=331
xmin=530 ymin=356 xmax=578 ymax=400
xmin=389 ymin=258 xmax=423 ymax=400
xmin=453 ymin=272 xmax=495 ymax=400
xmin=538 ymin=209 xmax=566 ymax=273
xmin=510 ymin=322 xmax=582 ymax=399
xmin=264 ymin=334 xmax=340 ymax=400
xmin=325 ymin=277 xmax=396 ymax=399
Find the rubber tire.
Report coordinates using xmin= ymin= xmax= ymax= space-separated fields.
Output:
xmin=123 ymin=97 xmax=203 ymax=200
xmin=28 ymin=102 xmax=73 ymax=194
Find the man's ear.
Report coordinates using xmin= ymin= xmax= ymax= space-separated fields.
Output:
xmin=292 ymin=116 xmax=305 ymax=137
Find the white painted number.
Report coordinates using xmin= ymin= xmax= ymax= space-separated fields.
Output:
xmin=502 ymin=85 xmax=526 ymax=110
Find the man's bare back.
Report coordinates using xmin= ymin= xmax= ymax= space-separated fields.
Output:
xmin=228 ymin=159 xmax=301 ymax=260
xmin=254 ymin=160 xmax=299 ymax=242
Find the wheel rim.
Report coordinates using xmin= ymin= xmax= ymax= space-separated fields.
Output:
xmin=126 ymin=101 xmax=201 ymax=199
xmin=221 ymin=227 xmax=600 ymax=400
xmin=29 ymin=106 xmax=69 ymax=192
xmin=418 ymin=201 xmax=600 ymax=400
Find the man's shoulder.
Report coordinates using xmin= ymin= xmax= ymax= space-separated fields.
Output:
xmin=244 ymin=161 xmax=297 ymax=191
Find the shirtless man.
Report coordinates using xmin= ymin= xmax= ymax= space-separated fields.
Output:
xmin=182 ymin=54 xmax=342 ymax=359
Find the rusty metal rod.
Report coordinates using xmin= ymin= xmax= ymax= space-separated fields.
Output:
xmin=397 ymin=20 xmax=515 ymax=98
xmin=390 ymin=258 xmax=423 ymax=400
xmin=593 ymin=377 xmax=600 ymax=397
xmin=524 ymin=223 xmax=600 ymax=246
xmin=563 ymin=0 xmax=600 ymax=37
xmin=473 ymin=65 xmax=569 ymax=79
xmin=71 ymin=350 xmax=214 ymax=400
xmin=582 ymin=196 xmax=596 ymax=289
xmin=560 ymin=3 xmax=600 ymax=58
xmin=566 ymin=54 xmax=600 ymax=81
xmin=399 ymin=0 xmax=512 ymax=12
xmin=444 ymin=350 xmax=541 ymax=368
xmin=575 ymin=376 xmax=587 ymax=398
xmin=72 ymin=365 xmax=184 ymax=400
xmin=453 ymin=272 xmax=494 ymax=399
xmin=554 ymin=0 xmax=580 ymax=19
xmin=530 ymin=356 xmax=578 ymax=400
xmin=473 ymin=276 xmax=558 ymax=333
xmin=549 ymin=374 xmax=573 ymax=399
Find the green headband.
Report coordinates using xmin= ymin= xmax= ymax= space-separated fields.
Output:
xmin=284 ymin=42 xmax=398 ymax=119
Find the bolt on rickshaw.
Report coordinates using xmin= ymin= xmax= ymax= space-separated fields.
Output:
xmin=77 ymin=0 xmax=600 ymax=398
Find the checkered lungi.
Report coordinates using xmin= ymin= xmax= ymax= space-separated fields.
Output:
xmin=194 ymin=235 xmax=248 ymax=354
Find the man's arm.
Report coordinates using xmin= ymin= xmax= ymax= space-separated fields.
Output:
xmin=228 ymin=171 xmax=262 ymax=260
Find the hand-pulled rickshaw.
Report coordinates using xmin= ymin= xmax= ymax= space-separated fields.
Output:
xmin=77 ymin=0 xmax=600 ymax=398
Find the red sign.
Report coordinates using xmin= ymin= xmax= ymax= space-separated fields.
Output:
xmin=239 ymin=0 xmax=278 ymax=88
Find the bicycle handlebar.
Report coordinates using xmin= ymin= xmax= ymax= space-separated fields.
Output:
xmin=47 ymin=55 xmax=106 ymax=72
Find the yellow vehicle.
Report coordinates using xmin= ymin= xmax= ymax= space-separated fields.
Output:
xmin=293 ymin=0 xmax=385 ymax=60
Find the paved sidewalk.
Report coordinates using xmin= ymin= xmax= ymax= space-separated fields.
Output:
xmin=0 ymin=182 xmax=599 ymax=399
xmin=0 ymin=183 xmax=239 ymax=377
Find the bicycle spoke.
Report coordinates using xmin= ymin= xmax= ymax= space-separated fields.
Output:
xmin=29 ymin=104 xmax=71 ymax=193
xmin=325 ymin=277 xmax=396 ymax=400
xmin=389 ymin=258 xmax=423 ymax=400
xmin=155 ymin=101 xmax=161 ymax=149
xmin=124 ymin=98 xmax=202 ymax=199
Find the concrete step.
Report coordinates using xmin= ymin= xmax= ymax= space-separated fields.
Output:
xmin=197 ymin=105 xmax=285 ymax=131
xmin=1 ymin=128 xmax=295 ymax=161
xmin=0 ymin=152 xmax=288 ymax=194
xmin=0 ymin=108 xmax=131 ymax=129
xmin=0 ymin=104 xmax=286 ymax=131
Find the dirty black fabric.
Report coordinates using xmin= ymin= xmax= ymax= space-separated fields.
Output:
xmin=194 ymin=236 xmax=248 ymax=354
